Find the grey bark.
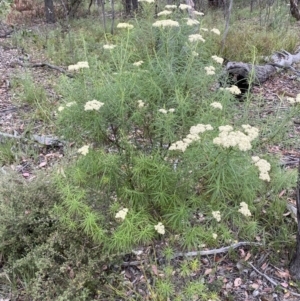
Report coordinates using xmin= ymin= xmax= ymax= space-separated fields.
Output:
xmin=225 ymin=50 xmax=300 ymax=86
xmin=44 ymin=0 xmax=56 ymax=23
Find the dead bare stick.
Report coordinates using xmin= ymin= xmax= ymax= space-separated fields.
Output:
xmin=31 ymin=62 xmax=74 ymax=77
xmin=172 ymin=241 xmax=262 ymax=259
xmin=249 ymin=262 xmax=300 ymax=297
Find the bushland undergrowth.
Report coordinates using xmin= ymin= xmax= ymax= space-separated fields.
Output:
xmin=1 ymin=1 xmax=300 ymax=299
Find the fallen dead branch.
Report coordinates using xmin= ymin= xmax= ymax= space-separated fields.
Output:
xmin=172 ymin=241 xmax=262 ymax=259
xmin=225 ymin=49 xmax=300 ymax=89
xmin=11 ymin=60 xmax=74 ymax=78
xmin=249 ymin=262 xmax=300 ymax=297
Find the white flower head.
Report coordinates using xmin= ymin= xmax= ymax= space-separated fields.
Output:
xmin=212 ymin=233 xmax=218 ymax=239
xmin=200 ymin=27 xmax=208 ymax=31
xmin=186 ymin=19 xmax=200 ymax=26
xmin=77 ymin=61 xmax=89 ymax=68
xmin=115 ymin=208 xmax=128 ymax=220
xmin=138 ymin=0 xmax=154 ymax=3
xmin=152 ymin=20 xmax=180 ymax=28
xmin=117 ymin=22 xmax=134 ymax=29
xmin=158 ymin=108 xmax=168 ymax=114
xmin=179 ymin=3 xmax=192 ymax=10
xmin=84 ymin=100 xmax=104 ymax=111
xmin=211 ymin=28 xmax=221 ymax=35
xmin=68 ymin=64 xmax=79 ymax=71
xmin=211 ymin=55 xmax=224 ymax=64
xmin=68 ymin=61 xmax=89 ymax=71
xmin=103 ymin=44 xmax=117 ymax=50
xmin=168 ymin=108 xmax=175 ymax=113
xmin=78 ymin=145 xmax=89 ymax=156
xmin=238 ymin=202 xmax=251 ymax=217
xmin=157 ymin=10 xmax=172 ymax=16
xmin=137 ymin=100 xmax=145 ymax=108
xmin=165 ymin=4 xmax=177 ymax=9
xmin=213 ymin=126 xmax=254 ymax=151
xmin=224 ymin=85 xmax=242 ymax=95
xmin=169 ymin=140 xmax=189 ymax=152
xmin=242 ymin=124 xmax=259 ymax=141
xmin=194 ymin=10 xmax=204 ymax=16
xmin=133 ymin=60 xmax=144 ymax=67
xmin=205 ymin=66 xmax=215 ymax=75
xmin=287 ymin=97 xmax=296 ymax=104
xmin=192 ymin=51 xmax=199 ymax=57
xmin=296 ymin=94 xmax=300 ymax=102
xmin=58 ymin=106 xmax=64 ymax=112
xmin=212 ymin=211 xmax=221 ymax=222
xmin=188 ymin=34 xmax=205 ymax=43
xmin=252 ymin=156 xmax=271 ymax=182
xmin=154 ymin=222 xmax=165 ymax=234
xmin=210 ymin=102 xmax=222 ymax=109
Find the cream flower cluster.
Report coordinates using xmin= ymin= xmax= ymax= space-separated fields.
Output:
xmin=137 ymin=100 xmax=145 ymax=108
xmin=154 ymin=222 xmax=165 ymax=234
xmin=211 ymin=55 xmax=224 ymax=64
xmin=192 ymin=51 xmax=199 ymax=57
xmin=210 ymin=102 xmax=222 ymax=110
xmin=169 ymin=124 xmax=213 ymax=152
xmin=157 ymin=10 xmax=172 ymax=16
xmin=251 ymin=156 xmax=271 ymax=182
xmin=68 ymin=61 xmax=89 ymax=71
xmin=186 ymin=19 xmax=200 ymax=26
xmin=165 ymin=4 xmax=177 ymax=9
xmin=115 ymin=208 xmax=128 ymax=220
xmin=179 ymin=3 xmax=192 ymax=10
xmin=211 ymin=28 xmax=220 ymax=35
xmin=238 ymin=202 xmax=251 ymax=217
xmin=78 ymin=145 xmax=89 ymax=156
xmin=205 ymin=66 xmax=215 ymax=75
xmin=212 ymin=233 xmax=218 ymax=239
xmin=103 ymin=44 xmax=117 ymax=50
xmin=194 ymin=11 xmax=204 ymax=15
xmin=158 ymin=108 xmax=175 ymax=114
xmin=117 ymin=22 xmax=134 ymax=29
xmin=287 ymin=94 xmax=300 ymax=104
xmin=152 ymin=20 xmax=179 ymax=28
xmin=58 ymin=102 xmax=76 ymax=112
xmin=133 ymin=60 xmax=144 ymax=66
xmin=213 ymin=124 xmax=259 ymax=151
xmin=138 ymin=0 xmax=154 ymax=3
xmin=188 ymin=34 xmax=205 ymax=42
xmin=212 ymin=211 xmax=221 ymax=222
xmin=220 ymin=85 xmax=242 ymax=95
xmin=84 ymin=100 xmax=104 ymax=111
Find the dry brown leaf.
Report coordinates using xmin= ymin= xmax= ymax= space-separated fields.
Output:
xmin=151 ymin=265 xmax=158 ymax=276
xmin=204 ymin=268 xmax=212 ymax=275
xmin=234 ymin=277 xmax=242 ymax=287
xmin=244 ymin=252 xmax=252 ymax=261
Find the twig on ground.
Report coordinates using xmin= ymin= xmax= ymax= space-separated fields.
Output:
xmin=12 ymin=61 xmax=74 ymax=78
xmin=172 ymin=241 xmax=262 ymax=259
xmin=248 ymin=262 xmax=300 ymax=297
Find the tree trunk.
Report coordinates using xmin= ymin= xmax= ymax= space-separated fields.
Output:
xmin=44 ymin=0 xmax=56 ymax=23
xmin=290 ymin=160 xmax=300 ymax=280
xmin=290 ymin=0 xmax=300 ymax=20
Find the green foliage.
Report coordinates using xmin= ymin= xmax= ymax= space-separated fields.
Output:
xmin=1 ymin=2 xmax=299 ymax=300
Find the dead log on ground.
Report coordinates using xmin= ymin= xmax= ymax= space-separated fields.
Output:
xmin=224 ymin=49 xmax=300 ymax=91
